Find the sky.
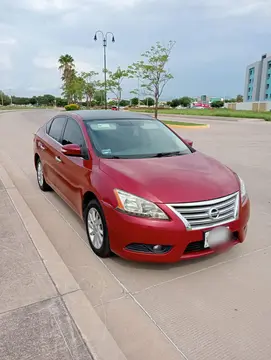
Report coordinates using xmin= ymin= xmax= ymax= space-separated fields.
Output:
xmin=1 ymin=0 xmax=271 ymax=99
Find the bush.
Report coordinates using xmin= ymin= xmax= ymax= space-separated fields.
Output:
xmin=65 ymin=103 xmax=80 ymax=111
xmin=211 ymin=100 xmax=224 ymax=108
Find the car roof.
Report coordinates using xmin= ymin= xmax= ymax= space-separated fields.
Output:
xmin=69 ymin=110 xmax=154 ymax=121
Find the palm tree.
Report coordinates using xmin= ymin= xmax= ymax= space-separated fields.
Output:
xmin=58 ymin=54 xmax=75 ymax=103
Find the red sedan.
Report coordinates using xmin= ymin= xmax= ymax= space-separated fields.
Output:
xmin=33 ymin=110 xmax=250 ymax=263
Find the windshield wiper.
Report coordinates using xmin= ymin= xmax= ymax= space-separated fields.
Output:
xmin=107 ymin=155 xmax=121 ymax=159
xmin=152 ymin=151 xmax=184 ymax=158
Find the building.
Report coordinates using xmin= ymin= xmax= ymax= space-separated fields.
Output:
xmin=244 ymin=54 xmax=271 ymax=101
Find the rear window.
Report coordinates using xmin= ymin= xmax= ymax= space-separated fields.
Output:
xmin=48 ymin=117 xmax=66 ymax=142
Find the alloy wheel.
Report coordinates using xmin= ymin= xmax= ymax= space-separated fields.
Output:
xmin=87 ymin=208 xmax=104 ymax=249
xmin=37 ymin=161 xmax=44 ymax=187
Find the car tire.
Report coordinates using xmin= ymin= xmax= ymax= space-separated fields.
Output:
xmin=84 ymin=199 xmax=111 ymax=258
xmin=36 ymin=158 xmax=51 ymax=192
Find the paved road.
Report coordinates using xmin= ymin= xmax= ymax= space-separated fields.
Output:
xmin=1 ymin=110 xmax=271 ymax=360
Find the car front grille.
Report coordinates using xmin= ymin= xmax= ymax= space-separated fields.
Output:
xmin=168 ymin=192 xmax=239 ymax=231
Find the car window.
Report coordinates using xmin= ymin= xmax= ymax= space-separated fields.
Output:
xmin=48 ymin=117 xmax=67 ymax=142
xmin=62 ymin=118 xmax=86 ymax=148
xmin=85 ymin=119 xmax=192 ymax=159
xmin=46 ymin=119 xmax=52 ymax=133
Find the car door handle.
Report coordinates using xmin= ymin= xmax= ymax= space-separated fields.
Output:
xmin=39 ymin=143 xmax=46 ymax=151
xmin=55 ymin=156 xmax=62 ymax=163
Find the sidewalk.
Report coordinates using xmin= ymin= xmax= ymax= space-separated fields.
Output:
xmin=0 ymin=164 xmax=126 ymax=360
xmin=0 ymin=178 xmax=93 ymax=360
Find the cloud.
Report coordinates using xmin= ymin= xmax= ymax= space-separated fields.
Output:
xmin=193 ymin=0 xmax=271 ymax=18
xmin=17 ymin=0 xmax=77 ymax=11
xmin=1 ymin=0 xmax=271 ymax=98
xmin=0 ymin=54 xmax=12 ymax=70
xmin=0 ymin=37 xmax=16 ymax=45
xmin=17 ymin=0 xmax=155 ymax=13
xmin=33 ymin=56 xmax=58 ymax=69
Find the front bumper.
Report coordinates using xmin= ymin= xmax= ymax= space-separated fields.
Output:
xmin=102 ymin=198 xmax=250 ymax=263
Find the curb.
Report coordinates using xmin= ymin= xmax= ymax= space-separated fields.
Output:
xmin=167 ymin=124 xmax=210 ymax=129
xmin=0 ymin=162 xmax=127 ymax=360
xmin=134 ymin=111 xmax=264 ymax=122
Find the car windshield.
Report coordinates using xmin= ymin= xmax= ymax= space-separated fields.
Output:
xmin=85 ymin=118 xmax=192 ymax=159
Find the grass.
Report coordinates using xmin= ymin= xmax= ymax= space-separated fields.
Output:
xmin=0 ymin=106 xmax=55 ymax=110
xmin=131 ymin=108 xmax=271 ymax=121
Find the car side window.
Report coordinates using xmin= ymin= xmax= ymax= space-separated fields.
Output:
xmin=46 ymin=119 xmax=52 ymax=133
xmin=62 ymin=118 xmax=86 ymax=148
xmin=48 ymin=117 xmax=67 ymax=142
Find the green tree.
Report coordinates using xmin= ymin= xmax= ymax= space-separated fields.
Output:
xmin=58 ymin=54 xmax=75 ymax=103
xmin=80 ymin=71 xmax=99 ymax=108
xmin=170 ymin=98 xmax=181 ymax=108
xmin=106 ymin=67 xmax=129 ymax=109
xmin=236 ymin=94 xmax=243 ymax=102
xmin=0 ymin=91 xmax=11 ymax=106
xmin=142 ymin=97 xmax=154 ymax=107
xmin=128 ymin=62 xmax=145 ymax=107
xmin=43 ymin=94 xmax=55 ymax=106
xmin=55 ymin=97 xmax=68 ymax=107
xmin=130 ymin=89 xmax=141 ymax=106
xmin=180 ymin=96 xmax=192 ymax=108
xmin=12 ymin=97 xmax=31 ymax=105
xmin=119 ymin=99 xmax=130 ymax=107
xmin=130 ymin=41 xmax=175 ymax=118
xmin=211 ymin=100 xmax=224 ymax=108
xmin=130 ymin=97 xmax=139 ymax=106
xmin=93 ymin=89 xmax=106 ymax=106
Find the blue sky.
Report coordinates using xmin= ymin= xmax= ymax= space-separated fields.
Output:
xmin=0 ymin=0 xmax=270 ymax=99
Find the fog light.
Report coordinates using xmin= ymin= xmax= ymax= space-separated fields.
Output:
xmin=153 ymin=245 xmax=162 ymax=253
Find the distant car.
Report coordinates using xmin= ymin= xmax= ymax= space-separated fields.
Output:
xmin=33 ymin=110 xmax=250 ymax=263
xmin=192 ymin=104 xmax=211 ymax=109
xmin=111 ymin=106 xmax=118 ymax=111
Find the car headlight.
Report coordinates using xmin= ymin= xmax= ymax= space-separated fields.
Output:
xmin=238 ymin=176 xmax=247 ymax=203
xmin=114 ymin=189 xmax=169 ymax=220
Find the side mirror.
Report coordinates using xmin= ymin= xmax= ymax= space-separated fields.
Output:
xmin=61 ymin=144 xmax=82 ymax=157
xmin=184 ymin=139 xmax=193 ymax=147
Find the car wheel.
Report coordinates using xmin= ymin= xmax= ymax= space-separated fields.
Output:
xmin=85 ymin=199 xmax=111 ymax=258
xmin=36 ymin=158 xmax=51 ymax=192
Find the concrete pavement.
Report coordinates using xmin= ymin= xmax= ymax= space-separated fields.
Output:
xmin=0 ymin=164 xmax=126 ymax=360
xmin=1 ymin=110 xmax=271 ymax=360
xmin=0 ymin=176 xmax=92 ymax=360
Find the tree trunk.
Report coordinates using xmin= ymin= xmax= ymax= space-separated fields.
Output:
xmin=118 ymin=91 xmax=121 ymax=110
xmin=154 ymin=96 xmax=159 ymax=119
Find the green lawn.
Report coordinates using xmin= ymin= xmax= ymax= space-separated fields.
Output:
xmin=0 ymin=106 xmax=55 ymax=110
xmin=132 ymin=108 xmax=271 ymax=121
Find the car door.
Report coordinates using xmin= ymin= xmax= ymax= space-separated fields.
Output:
xmin=43 ymin=116 xmax=67 ymax=189
xmin=56 ymin=117 xmax=91 ymax=215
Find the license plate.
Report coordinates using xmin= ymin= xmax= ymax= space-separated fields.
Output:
xmin=204 ymin=227 xmax=230 ymax=249
xmin=204 ymin=232 xmax=211 ymax=248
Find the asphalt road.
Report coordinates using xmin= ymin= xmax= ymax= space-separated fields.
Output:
xmin=1 ymin=110 xmax=271 ymax=360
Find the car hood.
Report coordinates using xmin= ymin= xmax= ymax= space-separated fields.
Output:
xmin=99 ymin=152 xmax=239 ymax=204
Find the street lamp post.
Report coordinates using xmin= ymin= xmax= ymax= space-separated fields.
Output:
xmin=94 ymin=30 xmax=115 ymax=110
